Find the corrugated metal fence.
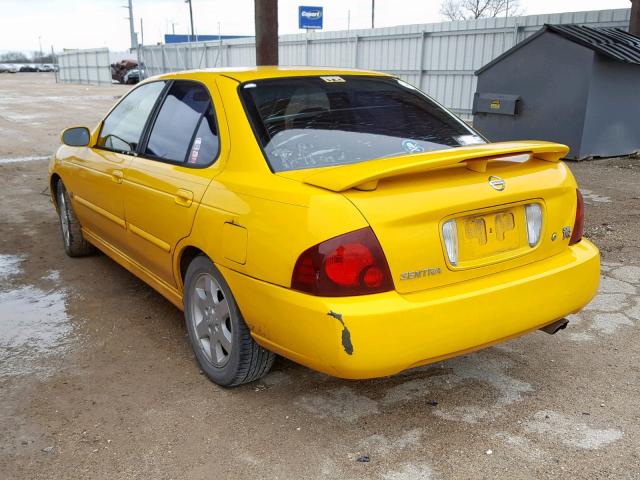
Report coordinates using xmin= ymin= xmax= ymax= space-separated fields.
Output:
xmin=140 ymin=8 xmax=630 ymax=118
xmin=57 ymin=47 xmax=112 ymax=85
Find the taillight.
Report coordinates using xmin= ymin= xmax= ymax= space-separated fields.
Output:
xmin=569 ymin=189 xmax=584 ymax=245
xmin=291 ymin=227 xmax=394 ymax=296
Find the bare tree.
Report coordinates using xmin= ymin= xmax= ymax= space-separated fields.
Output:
xmin=0 ymin=51 xmax=29 ymax=63
xmin=32 ymin=51 xmax=55 ymax=64
xmin=440 ymin=0 xmax=523 ymax=21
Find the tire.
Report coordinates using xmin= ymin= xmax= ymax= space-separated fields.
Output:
xmin=184 ymin=255 xmax=275 ymax=387
xmin=55 ymin=180 xmax=96 ymax=257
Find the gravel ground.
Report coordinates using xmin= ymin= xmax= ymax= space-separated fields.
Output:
xmin=1 ymin=73 xmax=639 ymax=480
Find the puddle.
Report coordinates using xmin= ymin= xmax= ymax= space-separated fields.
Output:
xmin=0 ymin=279 xmax=73 ymax=377
xmin=0 ymin=155 xmax=50 ymax=165
xmin=525 ymin=410 xmax=623 ymax=450
xmin=382 ymin=463 xmax=434 ymax=480
xmin=581 ymin=189 xmax=612 ymax=204
xmin=0 ymin=254 xmax=24 ymax=280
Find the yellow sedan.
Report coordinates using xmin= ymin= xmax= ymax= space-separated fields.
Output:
xmin=49 ymin=67 xmax=599 ymax=386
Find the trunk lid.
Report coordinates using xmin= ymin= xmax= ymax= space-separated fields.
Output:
xmin=279 ymin=142 xmax=579 ymax=294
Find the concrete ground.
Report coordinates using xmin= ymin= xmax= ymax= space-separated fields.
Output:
xmin=1 ymin=73 xmax=639 ymax=480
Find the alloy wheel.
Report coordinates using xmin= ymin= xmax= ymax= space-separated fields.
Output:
xmin=189 ymin=273 xmax=233 ymax=367
xmin=58 ymin=190 xmax=71 ymax=247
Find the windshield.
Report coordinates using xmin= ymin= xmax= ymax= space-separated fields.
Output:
xmin=239 ymin=75 xmax=485 ymax=172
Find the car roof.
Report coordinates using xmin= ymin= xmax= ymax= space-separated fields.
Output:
xmin=154 ymin=66 xmax=390 ymax=83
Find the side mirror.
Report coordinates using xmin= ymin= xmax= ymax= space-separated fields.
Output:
xmin=61 ymin=127 xmax=90 ymax=147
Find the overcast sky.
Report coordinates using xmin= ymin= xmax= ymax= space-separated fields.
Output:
xmin=0 ymin=0 xmax=632 ymax=53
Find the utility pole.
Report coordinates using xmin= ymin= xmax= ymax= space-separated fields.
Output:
xmin=125 ymin=0 xmax=137 ymax=51
xmin=140 ymin=18 xmax=144 ymax=46
xmin=255 ymin=0 xmax=278 ymax=65
xmin=631 ymin=0 xmax=640 ymax=37
xmin=38 ymin=36 xmax=43 ymax=61
xmin=186 ymin=0 xmax=195 ymax=42
xmin=371 ymin=0 xmax=375 ymax=28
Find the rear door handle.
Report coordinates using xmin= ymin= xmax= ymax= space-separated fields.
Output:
xmin=175 ymin=189 xmax=194 ymax=207
xmin=111 ymin=169 xmax=124 ymax=183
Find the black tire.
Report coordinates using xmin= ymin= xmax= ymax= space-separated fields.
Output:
xmin=184 ymin=255 xmax=275 ymax=387
xmin=55 ymin=180 xmax=96 ymax=257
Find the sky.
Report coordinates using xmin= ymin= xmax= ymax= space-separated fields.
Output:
xmin=0 ymin=0 xmax=632 ymax=53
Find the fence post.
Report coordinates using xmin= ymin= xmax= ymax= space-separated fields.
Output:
xmin=52 ymin=46 xmax=58 ymax=83
xmin=84 ymin=52 xmax=89 ymax=85
xmin=418 ymin=31 xmax=427 ymax=90
xmin=305 ymin=36 xmax=310 ymax=65
xmin=352 ymin=35 xmax=359 ymax=68
xmin=199 ymin=43 xmax=207 ymax=68
xmin=95 ymin=50 xmax=100 ymax=84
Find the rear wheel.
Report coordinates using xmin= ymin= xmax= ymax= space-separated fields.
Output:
xmin=184 ymin=255 xmax=275 ymax=387
xmin=55 ymin=180 xmax=95 ymax=257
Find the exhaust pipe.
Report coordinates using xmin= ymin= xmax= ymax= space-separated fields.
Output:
xmin=539 ymin=318 xmax=569 ymax=335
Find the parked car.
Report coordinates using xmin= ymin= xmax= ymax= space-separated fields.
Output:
xmin=37 ymin=64 xmax=54 ymax=72
xmin=48 ymin=68 xmax=600 ymax=387
xmin=123 ymin=67 xmax=144 ymax=84
xmin=111 ymin=59 xmax=138 ymax=84
xmin=0 ymin=64 xmax=20 ymax=73
xmin=19 ymin=64 xmax=38 ymax=72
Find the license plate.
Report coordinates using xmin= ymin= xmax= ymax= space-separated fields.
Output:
xmin=457 ymin=206 xmax=527 ymax=263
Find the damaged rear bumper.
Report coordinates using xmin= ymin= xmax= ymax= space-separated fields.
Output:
xmin=220 ymin=239 xmax=600 ymax=379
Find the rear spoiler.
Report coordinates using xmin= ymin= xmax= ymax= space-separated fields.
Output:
xmin=290 ymin=141 xmax=569 ymax=192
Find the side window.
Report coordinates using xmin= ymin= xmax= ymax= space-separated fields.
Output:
xmin=97 ymin=81 xmax=165 ymax=153
xmin=145 ymin=81 xmax=219 ymax=165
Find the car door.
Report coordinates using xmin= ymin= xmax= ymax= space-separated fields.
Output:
xmin=122 ymin=80 xmax=222 ymax=287
xmin=66 ymin=80 xmax=166 ymax=253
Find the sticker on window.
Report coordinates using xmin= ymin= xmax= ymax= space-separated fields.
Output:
xmin=401 ymin=139 xmax=424 ymax=153
xmin=189 ymin=137 xmax=202 ymax=164
xmin=455 ymin=135 xmax=484 ymax=146
xmin=320 ymin=76 xmax=345 ymax=83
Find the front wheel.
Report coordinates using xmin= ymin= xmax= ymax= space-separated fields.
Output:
xmin=184 ymin=255 xmax=275 ymax=387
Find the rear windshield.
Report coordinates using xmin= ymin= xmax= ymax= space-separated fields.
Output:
xmin=239 ymin=75 xmax=485 ymax=172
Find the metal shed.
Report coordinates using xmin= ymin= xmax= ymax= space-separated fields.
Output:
xmin=472 ymin=24 xmax=640 ymax=159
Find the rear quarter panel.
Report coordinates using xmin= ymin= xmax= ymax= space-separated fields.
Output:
xmin=176 ymin=75 xmax=369 ymax=291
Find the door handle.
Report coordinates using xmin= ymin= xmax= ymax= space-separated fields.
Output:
xmin=111 ymin=169 xmax=124 ymax=183
xmin=174 ymin=189 xmax=194 ymax=207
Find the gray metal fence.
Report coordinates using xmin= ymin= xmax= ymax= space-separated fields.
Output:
xmin=140 ymin=8 xmax=630 ymax=119
xmin=57 ymin=48 xmax=112 ymax=85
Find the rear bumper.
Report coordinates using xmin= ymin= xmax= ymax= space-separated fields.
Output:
xmin=221 ymin=239 xmax=600 ymax=379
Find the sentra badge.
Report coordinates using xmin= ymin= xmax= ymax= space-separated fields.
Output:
xmin=401 ymin=267 xmax=441 ymax=281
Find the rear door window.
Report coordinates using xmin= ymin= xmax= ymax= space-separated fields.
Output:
xmin=240 ymin=76 xmax=485 ymax=172
xmin=144 ymin=81 xmax=219 ymax=165
xmin=97 ymin=81 xmax=166 ymax=154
